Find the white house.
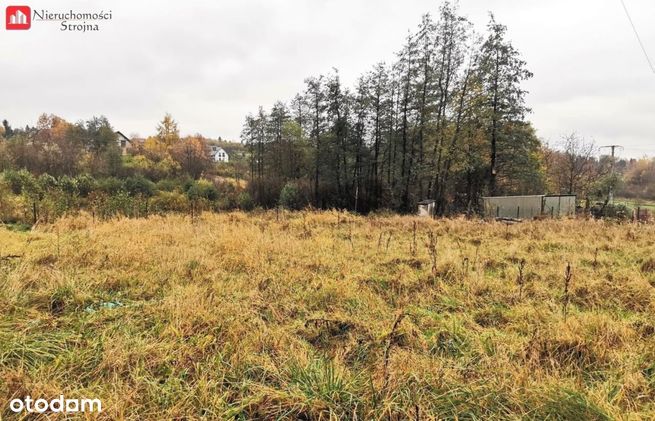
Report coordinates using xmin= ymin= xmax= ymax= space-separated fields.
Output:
xmin=210 ymin=145 xmax=229 ymax=162
xmin=115 ymin=131 xmax=131 ymax=155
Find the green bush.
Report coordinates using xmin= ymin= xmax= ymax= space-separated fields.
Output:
xmin=21 ymin=173 xmax=44 ymax=202
xmin=279 ymin=182 xmax=305 ymax=210
xmin=156 ymin=178 xmax=182 ymax=192
xmin=91 ymin=191 xmax=149 ymax=219
xmin=96 ymin=177 xmax=124 ymax=195
xmin=58 ymin=176 xmax=78 ymax=195
xmin=0 ymin=178 xmax=18 ymax=222
xmin=186 ymin=180 xmax=219 ymax=201
xmin=590 ymin=203 xmax=632 ymax=220
xmin=37 ymin=174 xmax=58 ymax=191
xmin=2 ymin=169 xmax=33 ymax=194
xmin=123 ymin=176 xmax=156 ymax=197
xmin=74 ymin=174 xmax=97 ymax=197
xmin=238 ymin=192 xmax=254 ymax=211
xmin=150 ymin=191 xmax=189 ymax=213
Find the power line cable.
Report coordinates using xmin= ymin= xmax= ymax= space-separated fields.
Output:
xmin=620 ymin=0 xmax=655 ymax=73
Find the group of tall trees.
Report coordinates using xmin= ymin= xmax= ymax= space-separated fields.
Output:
xmin=4 ymin=2 xmax=649 ymax=217
xmin=133 ymin=113 xmax=218 ymax=180
xmin=0 ymin=115 xmax=122 ymax=177
xmin=0 ymin=113 xmax=223 ymax=181
xmin=242 ymin=3 xmax=543 ymax=214
xmin=0 ymin=114 xmax=254 ymax=224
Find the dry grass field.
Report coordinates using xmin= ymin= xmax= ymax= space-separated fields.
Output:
xmin=1 ymin=211 xmax=654 ymax=420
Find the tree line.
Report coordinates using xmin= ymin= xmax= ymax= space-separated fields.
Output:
xmin=0 ymin=114 xmax=251 ymax=225
xmin=2 ymin=2 xmax=653 ymax=221
xmin=0 ymin=113 xmax=245 ymax=180
xmin=543 ymin=133 xmax=655 ymax=206
xmin=241 ymin=3 xmax=543 ymax=214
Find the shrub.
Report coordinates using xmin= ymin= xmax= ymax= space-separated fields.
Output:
xmin=150 ymin=191 xmax=189 ymax=213
xmin=58 ymin=176 xmax=78 ymax=196
xmin=74 ymin=174 xmax=97 ymax=197
xmin=21 ymin=173 xmax=44 ymax=202
xmin=156 ymin=178 xmax=182 ymax=192
xmin=238 ymin=192 xmax=254 ymax=211
xmin=0 ymin=178 xmax=18 ymax=222
xmin=92 ymin=191 xmax=148 ymax=219
xmin=186 ymin=180 xmax=219 ymax=201
xmin=37 ymin=174 xmax=58 ymax=191
xmin=279 ymin=181 xmax=306 ymax=210
xmin=123 ymin=176 xmax=156 ymax=197
xmin=96 ymin=177 xmax=124 ymax=195
xmin=590 ymin=203 xmax=632 ymax=220
xmin=2 ymin=169 xmax=33 ymax=194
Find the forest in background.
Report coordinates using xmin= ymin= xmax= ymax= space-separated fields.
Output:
xmin=240 ymin=3 xmax=650 ymax=214
xmin=1 ymin=3 xmax=655 ymax=224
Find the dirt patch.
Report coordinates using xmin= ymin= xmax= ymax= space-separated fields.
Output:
xmin=640 ymin=258 xmax=655 ymax=274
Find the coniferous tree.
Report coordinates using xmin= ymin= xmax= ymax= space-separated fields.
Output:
xmin=478 ymin=14 xmax=533 ymax=196
xmin=240 ymin=5 xmax=542 ymax=214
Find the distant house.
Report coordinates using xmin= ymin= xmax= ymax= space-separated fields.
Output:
xmin=210 ymin=145 xmax=229 ymax=162
xmin=115 ymin=131 xmax=131 ymax=155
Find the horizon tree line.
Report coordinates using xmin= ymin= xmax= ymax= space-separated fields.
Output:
xmin=241 ymin=3 xmax=542 ymax=214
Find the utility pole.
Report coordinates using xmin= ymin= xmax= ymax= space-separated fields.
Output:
xmin=601 ymin=144 xmax=623 ymax=204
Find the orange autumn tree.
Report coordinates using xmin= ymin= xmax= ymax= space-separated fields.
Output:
xmin=34 ymin=114 xmax=77 ymax=176
xmin=132 ymin=114 xmax=185 ymax=178
xmin=142 ymin=113 xmax=180 ymax=160
xmin=170 ymin=134 xmax=212 ymax=179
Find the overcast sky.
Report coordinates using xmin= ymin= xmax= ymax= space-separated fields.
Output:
xmin=2 ymin=0 xmax=654 ymax=158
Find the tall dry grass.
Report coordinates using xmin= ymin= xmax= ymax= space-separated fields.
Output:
xmin=0 ymin=211 xmax=654 ymax=419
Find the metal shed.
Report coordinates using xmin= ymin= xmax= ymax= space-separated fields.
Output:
xmin=543 ymin=195 xmax=576 ymax=217
xmin=482 ymin=195 xmax=577 ymax=219
xmin=483 ymin=195 xmax=544 ymax=219
xmin=417 ymin=200 xmax=436 ymax=217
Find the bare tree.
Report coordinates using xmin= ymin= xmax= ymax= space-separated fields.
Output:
xmin=561 ymin=133 xmax=597 ymax=195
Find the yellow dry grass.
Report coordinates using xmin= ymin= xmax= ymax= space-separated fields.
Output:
xmin=0 ymin=211 xmax=654 ymax=420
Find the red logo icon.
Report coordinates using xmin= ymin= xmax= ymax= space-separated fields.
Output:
xmin=6 ymin=6 xmax=31 ymax=30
